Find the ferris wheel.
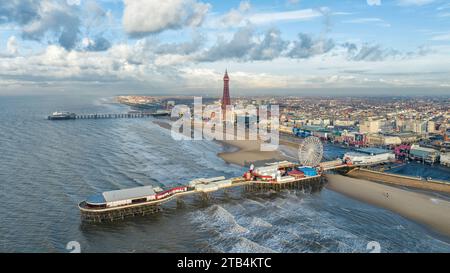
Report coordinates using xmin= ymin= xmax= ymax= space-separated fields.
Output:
xmin=298 ymin=136 xmax=323 ymax=167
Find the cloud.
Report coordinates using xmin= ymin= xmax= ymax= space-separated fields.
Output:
xmin=197 ymin=29 xmax=336 ymax=62
xmin=0 ymin=1 xmax=85 ymax=50
xmin=219 ymin=1 xmax=251 ymax=27
xmin=154 ymin=34 xmax=205 ymax=55
xmin=367 ymin=0 xmax=381 ymax=6
xmin=0 ymin=0 xmax=40 ymax=25
xmin=7 ymin=36 xmax=19 ymax=55
xmin=343 ymin=17 xmax=391 ymax=27
xmin=431 ymin=33 xmax=450 ymax=41
xmin=199 ymin=26 xmax=256 ymax=62
xmin=239 ymin=1 xmax=251 ymax=12
xmin=342 ymin=43 xmax=402 ymax=61
xmin=397 ymin=0 xmax=435 ymax=6
xmin=249 ymin=28 xmax=289 ymax=60
xmin=248 ymin=8 xmax=322 ymax=25
xmin=151 ymin=27 xmax=421 ymax=64
xmin=123 ymin=0 xmax=210 ymax=37
xmin=220 ymin=10 xmax=246 ymax=27
xmin=197 ymin=27 xmax=292 ymax=62
xmin=287 ymin=33 xmax=335 ymax=59
xmin=22 ymin=1 xmax=81 ymax=50
xmin=1 ymin=41 xmax=448 ymax=93
xmin=287 ymin=0 xmax=301 ymax=5
xmin=84 ymin=35 xmax=112 ymax=51
xmin=67 ymin=0 xmax=81 ymax=6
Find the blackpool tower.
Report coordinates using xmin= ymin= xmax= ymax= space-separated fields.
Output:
xmin=221 ymin=70 xmax=231 ymax=115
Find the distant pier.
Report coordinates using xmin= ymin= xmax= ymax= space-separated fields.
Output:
xmin=48 ymin=111 xmax=170 ymax=120
xmin=76 ymin=113 xmax=155 ymax=119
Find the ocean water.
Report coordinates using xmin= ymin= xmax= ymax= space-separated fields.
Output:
xmin=0 ymin=94 xmax=449 ymax=253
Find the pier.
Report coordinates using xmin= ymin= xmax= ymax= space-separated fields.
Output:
xmin=75 ymin=112 xmax=164 ymax=119
xmin=79 ymin=175 xmax=326 ymax=223
xmin=48 ymin=111 xmax=170 ymax=120
xmin=78 ymin=160 xmax=370 ymax=223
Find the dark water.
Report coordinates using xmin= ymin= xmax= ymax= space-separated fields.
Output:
xmin=0 ymin=95 xmax=449 ymax=253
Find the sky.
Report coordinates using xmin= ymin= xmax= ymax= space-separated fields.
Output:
xmin=0 ymin=0 xmax=450 ymax=96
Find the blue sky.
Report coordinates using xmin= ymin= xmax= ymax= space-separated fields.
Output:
xmin=1 ymin=0 xmax=450 ymax=95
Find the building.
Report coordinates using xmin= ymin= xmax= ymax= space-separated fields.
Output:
xmin=440 ymin=153 xmax=450 ymax=167
xmin=279 ymin=125 xmax=293 ymax=134
xmin=427 ymin=120 xmax=436 ymax=133
xmin=366 ymin=134 xmax=402 ymax=146
xmin=409 ymin=144 xmax=440 ymax=163
xmin=341 ymin=131 xmax=367 ymax=146
xmin=445 ymin=129 xmax=450 ymax=142
xmin=334 ymin=120 xmax=355 ymax=127
xmin=402 ymin=119 xmax=427 ymax=134
xmin=385 ymin=132 xmax=418 ymax=144
xmin=221 ymin=70 xmax=231 ymax=119
xmin=344 ymin=148 xmax=395 ymax=165
xmin=359 ymin=118 xmax=380 ymax=134
xmin=86 ymin=185 xmax=157 ymax=208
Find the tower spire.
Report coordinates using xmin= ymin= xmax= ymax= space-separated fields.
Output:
xmin=222 ymin=69 xmax=231 ymax=118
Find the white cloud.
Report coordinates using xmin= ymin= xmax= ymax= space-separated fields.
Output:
xmin=123 ymin=0 xmax=210 ymax=37
xmin=239 ymin=1 xmax=251 ymax=12
xmin=431 ymin=33 xmax=450 ymax=41
xmin=397 ymin=0 xmax=435 ymax=6
xmin=248 ymin=9 xmax=322 ymax=25
xmin=437 ymin=12 xmax=450 ymax=17
xmin=6 ymin=36 xmax=18 ymax=55
xmin=344 ymin=18 xmax=384 ymax=23
xmin=217 ymin=1 xmax=252 ymax=27
xmin=287 ymin=0 xmax=300 ymax=5
xmin=343 ymin=17 xmax=391 ymax=27
xmin=1 ymin=37 xmax=448 ymax=93
xmin=66 ymin=0 xmax=81 ymax=6
xmin=0 ymin=0 xmax=82 ymax=50
xmin=367 ymin=0 xmax=381 ymax=6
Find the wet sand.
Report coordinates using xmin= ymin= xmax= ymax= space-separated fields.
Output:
xmin=326 ymin=174 xmax=450 ymax=237
xmin=216 ymin=139 xmax=287 ymax=167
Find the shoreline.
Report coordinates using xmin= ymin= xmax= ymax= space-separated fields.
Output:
xmin=153 ymin=120 xmax=290 ymax=167
xmin=216 ymin=139 xmax=287 ymax=167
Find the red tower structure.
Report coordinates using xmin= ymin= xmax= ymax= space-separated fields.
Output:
xmin=221 ymin=70 xmax=231 ymax=114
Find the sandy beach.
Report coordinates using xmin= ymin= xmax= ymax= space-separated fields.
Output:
xmin=326 ymin=174 xmax=450 ymax=237
xmin=217 ymin=139 xmax=287 ymax=167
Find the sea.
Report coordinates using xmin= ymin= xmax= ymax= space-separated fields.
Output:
xmin=0 ymin=94 xmax=449 ymax=253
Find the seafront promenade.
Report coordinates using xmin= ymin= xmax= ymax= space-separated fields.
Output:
xmin=347 ymin=168 xmax=450 ymax=194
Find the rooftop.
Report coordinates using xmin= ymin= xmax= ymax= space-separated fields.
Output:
xmin=102 ymin=185 xmax=155 ymax=203
xmin=356 ymin=147 xmax=392 ymax=155
xmin=410 ymin=144 xmax=438 ymax=153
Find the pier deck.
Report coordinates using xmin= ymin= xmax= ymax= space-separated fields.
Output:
xmin=49 ymin=112 xmax=170 ymax=120
xmin=79 ymin=174 xmax=325 ymax=223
